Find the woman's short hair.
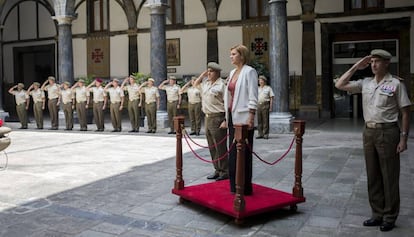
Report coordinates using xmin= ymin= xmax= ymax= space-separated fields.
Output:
xmin=230 ymin=44 xmax=249 ymax=65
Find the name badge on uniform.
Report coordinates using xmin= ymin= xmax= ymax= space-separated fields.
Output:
xmin=379 ymin=84 xmax=395 ymax=96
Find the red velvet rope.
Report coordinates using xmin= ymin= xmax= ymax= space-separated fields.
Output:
xmin=247 ymin=136 xmax=296 ymax=165
xmin=182 ymin=129 xmax=229 ymax=149
xmin=183 ymin=132 xmax=235 ymax=163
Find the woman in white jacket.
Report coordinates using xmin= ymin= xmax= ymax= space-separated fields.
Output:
xmin=221 ymin=44 xmax=258 ymax=195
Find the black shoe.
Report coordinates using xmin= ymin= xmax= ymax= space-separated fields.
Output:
xmin=146 ymin=130 xmax=152 ymax=133
xmin=263 ymin=135 xmax=269 ymax=139
xmin=256 ymin=136 xmax=264 ymax=139
xmin=189 ymin=132 xmax=196 ymax=135
xmin=111 ymin=129 xmax=118 ymax=132
xmin=215 ymin=175 xmax=229 ymax=181
xmin=363 ymin=218 xmax=382 ymax=227
xmin=128 ymin=130 xmax=136 ymax=133
xmin=64 ymin=128 xmax=72 ymax=131
xmin=380 ymin=222 xmax=395 ymax=232
xmin=49 ymin=127 xmax=58 ymax=130
xmin=152 ymin=131 xmax=156 ymax=133
xmin=168 ymin=131 xmax=176 ymax=134
xmin=207 ymin=173 xmax=219 ymax=180
xmin=80 ymin=128 xmax=87 ymax=131
xmin=19 ymin=127 xmax=27 ymax=129
xmin=134 ymin=130 xmax=139 ymax=133
xmin=37 ymin=127 xmax=43 ymax=129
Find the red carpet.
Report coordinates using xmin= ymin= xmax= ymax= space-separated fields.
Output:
xmin=172 ymin=180 xmax=305 ymax=219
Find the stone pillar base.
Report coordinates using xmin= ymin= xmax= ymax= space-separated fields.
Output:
xmin=0 ymin=111 xmax=9 ymax=121
xmin=269 ymin=112 xmax=294 ymax=134
xmin=298 ymin=105 xmax=319 ymax=119
xmin=144 ymin=110 xmax=169 ymax=130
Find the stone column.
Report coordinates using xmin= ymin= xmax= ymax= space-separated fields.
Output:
xmin=268 ymin=0 xmax=293 ymax=133
xmin=0 ymin=26 xmax=9 ymax=120
xmin=146 ymin=1 xmax=169 ymax=129
xmin=128 ymin=29 xmax=139 ymax=74
xmin=146 ymin=1 xmax=168 ymax=110
xmin=53 ymin=15 xmax=75 ymax=84
xmin=206 ymin=21 xmax=219 ymax=63
xmin=299 ymin=13 xmax=319 ymax=118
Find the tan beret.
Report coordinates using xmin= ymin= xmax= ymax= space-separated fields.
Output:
xmin=78 ymin=79 xmax=85 ymax=83
xmin=48 ymin=76 xmax=56 ymax=81
xmin=370 ymin=49 xmax=392 ymax=60
xmin=33 ymin=82 xmax=41 ymax=86
xmin=17 ymin=83 xmax=24 ymax=88
xmin=63 ymin=81 xmax=71 ymax=86
xmin=258 ymin=75 xmax=268 ymax=81
xmin=207 ymin=62 xmax=222 ymax=71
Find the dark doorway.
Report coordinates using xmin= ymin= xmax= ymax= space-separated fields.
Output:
xmin=5 ymin=44 xmax=55 ymax=120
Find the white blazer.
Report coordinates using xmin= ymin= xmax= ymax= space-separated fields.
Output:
xmin=224 ymin=64 xmax=258 ymax=125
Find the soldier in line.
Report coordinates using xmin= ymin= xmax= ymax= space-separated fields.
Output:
xmin=158 ymin=76 xmax=181 ymax=134
xmin=8 ymin=83 xmax=29 ymax=129
xmin=335 ymin=49 xmax=411 ymax=232
xmin=87 ymin=78 xmax=106 ymax=132
xmin=180 ymin=76 xmax=202 ymax=136
xmin=72 ymin=79 xmax=90 ymax=131
xmin=121 ymin=75 xmax=141 ymax=132
xmin=60 ymin=82 xmax=75 ymax=131
xmin=194 ymin=62 xmax=228 ymax=181
xmin=41 ymin=76 xmax=60 ymax=130
xmin=27 ymin=82 xmax=45 ymax=129
xmin=256 ymin=75 xmax=274 ymax=139
xmin=138 ymin=78 xmax=160 ymax=133
xmin=104 ymin=78 xmax=124 ymax=132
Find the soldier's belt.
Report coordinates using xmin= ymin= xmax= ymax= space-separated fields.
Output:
xmin=205 ymin=112 xmax=225 ymax=118
xmin=366 ymin=122 xmax=398 ymax=129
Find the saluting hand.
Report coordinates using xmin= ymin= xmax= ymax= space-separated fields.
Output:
xmin=354 ymin=56 xmax=372 ymax=70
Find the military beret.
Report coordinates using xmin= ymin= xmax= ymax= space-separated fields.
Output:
xmin=112 ymin=78 xmax=119 ymax=83
xmin=258 ymin=75 xmax=268 ymax=81
xmin=33 ymin=82 xmax=41 ymax=86
xmin=370 ymin=49 xmax=392 ymax=60
xmin=17 ymin=83 xmax=24 ymax=88
xmin=48 ymin=76 xmax=56 ymax=81
xmin=148 ymin=78 xmax=155 ymax=82
xmin=63 ymin=81 xmax=71 ymax=86
xmin=96 ymin=78 xmax=103 ymax=83
xmin=169 ymin=76 xmax=177 ymax=80
xmin=78 ymin=79 xmax=85 ymax=83
xmin=129 ymin=75 xmax=136 ymax=80
xmin=207 ymin=62 xmax=222 ymax=71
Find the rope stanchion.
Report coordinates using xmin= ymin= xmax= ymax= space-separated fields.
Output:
xmin=183 ymin=132 xmax=235 ymax=163
xmin=182 ymin=129 xmax=229 ymax=149
xmin=247 ymin=136 xmax=296 ymax=166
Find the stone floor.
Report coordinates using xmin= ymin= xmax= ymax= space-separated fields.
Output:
xmin=0 ymin=117 xmax=413 ymax=236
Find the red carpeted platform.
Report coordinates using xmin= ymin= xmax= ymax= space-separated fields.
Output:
xmin=172 ymin=180 xmax=305 ymax=219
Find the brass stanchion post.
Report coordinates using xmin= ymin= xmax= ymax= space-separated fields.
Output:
xmin=233 ymin=124 xmax=248 ymax=214
xmin=292 ymin=120 xmax=305 ymax=198
xmin=174 ymin=116 xmax=185 ymax=190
